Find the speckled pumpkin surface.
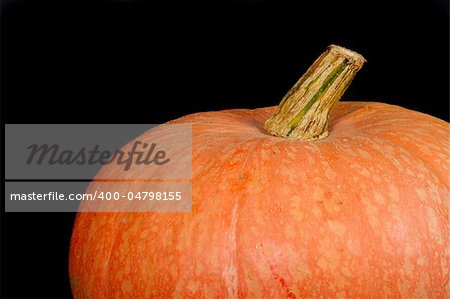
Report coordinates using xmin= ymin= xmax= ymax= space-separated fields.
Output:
xmin=70 ymin=102 xmax=449 ymax=298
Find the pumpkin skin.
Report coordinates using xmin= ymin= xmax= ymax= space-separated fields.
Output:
xmin=69 ymin=102 xmax=450 ymax=298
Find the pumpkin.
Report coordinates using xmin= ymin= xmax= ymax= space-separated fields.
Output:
xmin=69 ymin=45 xmax=450 ymax=298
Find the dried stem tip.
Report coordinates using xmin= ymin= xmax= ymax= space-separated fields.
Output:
xmin=264 ymin=45 xmax=366 ymax=140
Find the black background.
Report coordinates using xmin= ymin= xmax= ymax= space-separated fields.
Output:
xmin=1 ymin=0 xmax=448 ymax=298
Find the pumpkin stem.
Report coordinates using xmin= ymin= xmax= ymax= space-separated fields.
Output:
xmin=264 ymin=45 xmax=366 ymax=140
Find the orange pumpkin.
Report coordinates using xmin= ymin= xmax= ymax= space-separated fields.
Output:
xmin=69 ymin=46 xmax=450 ymax=298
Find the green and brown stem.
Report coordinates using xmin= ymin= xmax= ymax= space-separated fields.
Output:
xmin=264 ymin=45 xmax=366 ymax=140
